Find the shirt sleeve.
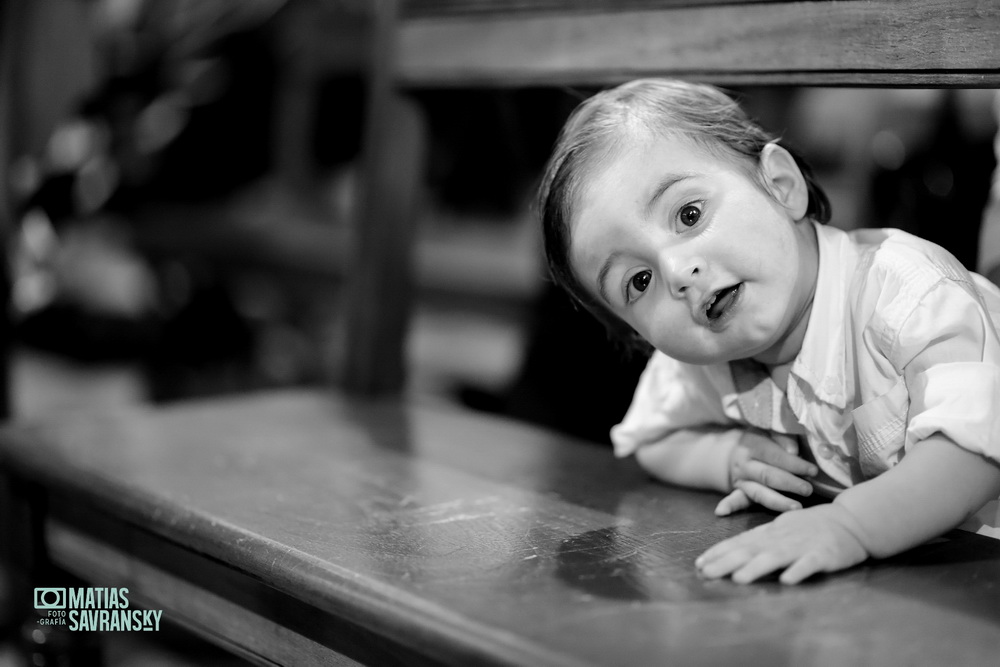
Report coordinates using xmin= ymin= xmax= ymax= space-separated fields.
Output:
xmin=610 ymin=352 xmax=739 ymax=492
xmin=890 ymin=275 xmax=1000 ymax=466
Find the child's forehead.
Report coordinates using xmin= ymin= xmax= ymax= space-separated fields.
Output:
xmin=580 ymin=131 xmax=733 ymax=195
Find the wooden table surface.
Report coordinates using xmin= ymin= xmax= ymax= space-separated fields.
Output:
xmin=2 ymin=389 xmax=999 ymax=666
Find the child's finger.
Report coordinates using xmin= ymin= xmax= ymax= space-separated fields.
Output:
xmin=743 ymin=462 xmax=813 ymax=497
xmin=778 ymin=552 xmax=827 ymax=585
xmin=696 ymin=544 xmax=756 ymax=579
xmin=734 ymin=480 xmax=802 ymax=512
xmin=741 ymin=433 xmax=818 ymax=477
xmin=756 ymin=446 xmax=819 ymax=478
xmin=731 ymin=550 xmax=793 ymax=584
xmin=695 ymin=539 xmax=733 ymax=572
xmin=696 ymin=524 xmax=768 ymax=572
xmin=715 ymin=488 xmax=751 ymax=516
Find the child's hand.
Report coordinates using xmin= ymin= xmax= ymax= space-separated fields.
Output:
xmin=715 ymin=431 xmax=818 ymax=516
xmin=695 ymin=503 xmax=869 ymax=584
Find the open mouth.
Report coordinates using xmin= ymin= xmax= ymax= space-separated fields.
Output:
xmin=705 ymin=283 xmax=742 ymax=322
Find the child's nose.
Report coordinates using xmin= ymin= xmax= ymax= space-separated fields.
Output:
xmin=661 ymin=253 xmax=705 ymax=299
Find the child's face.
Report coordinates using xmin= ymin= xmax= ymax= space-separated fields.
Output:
xmin=569 ymin=134 xmax=818 ymax=365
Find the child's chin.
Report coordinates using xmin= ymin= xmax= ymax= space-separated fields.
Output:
xmin=669 ymin=349 xmax=734 ymax=365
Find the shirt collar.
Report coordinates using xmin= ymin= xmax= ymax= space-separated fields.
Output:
xmin=788 ymin=221 xmax=858 ymax=410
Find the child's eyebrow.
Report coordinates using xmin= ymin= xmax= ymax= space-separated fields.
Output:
xmin=643 ymin=174 xmax=694 ymax=219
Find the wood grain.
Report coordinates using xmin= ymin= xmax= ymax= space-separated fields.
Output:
xmin=2 ymin=390 xmax=1000 ymax=665
xmin=401 ymin=0 xmax=776 ymax=18
xmin=395 ymin=0 xmax=1000 ymax=87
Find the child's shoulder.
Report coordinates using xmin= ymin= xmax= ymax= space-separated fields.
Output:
xmin=641 ymin=350 xmax=733 ymax=395
xmin=644 ymin=349 xmax=723 ymax=380
xmin=847 ymin=227 xmax=973 ymax=299
xmin=839 ymin=227 xmax=999 ymax=363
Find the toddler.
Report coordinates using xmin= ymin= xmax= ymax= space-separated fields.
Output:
xmin=537 ymin=79 xmax=1000 ymax=584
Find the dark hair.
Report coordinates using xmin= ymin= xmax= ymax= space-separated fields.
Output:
xmin=536 ymin=79 xmax=831 ymax=350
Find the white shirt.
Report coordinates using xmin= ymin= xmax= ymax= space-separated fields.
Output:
xmin=611 ymin=222 xmax=1000 ymax=535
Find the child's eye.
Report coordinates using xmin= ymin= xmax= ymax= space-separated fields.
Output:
xmin=626 ymin=270 xmax=652 ymax=303
xmin=679 ymin=204 xmax=702 ymax=227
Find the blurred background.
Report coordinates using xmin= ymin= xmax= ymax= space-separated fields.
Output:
xmin=2 ymin=0 xmax=998 ymax=442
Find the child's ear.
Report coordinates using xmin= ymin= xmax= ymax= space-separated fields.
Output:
xmin=760 ymin=142 xmax=809 ymax=220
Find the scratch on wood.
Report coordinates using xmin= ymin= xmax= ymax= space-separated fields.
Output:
xmin=421 ymin=512 xmax=500 ymax=526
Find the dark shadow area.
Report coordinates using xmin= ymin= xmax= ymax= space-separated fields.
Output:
xmin=863 ymin=529 xmax=1000 ymax=628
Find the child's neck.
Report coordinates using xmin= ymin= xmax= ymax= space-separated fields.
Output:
xmin=750 ymin=220 xmax=819 ymax=368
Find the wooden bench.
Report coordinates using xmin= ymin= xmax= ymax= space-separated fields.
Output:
xmin=3 ymin=389 xmax=1000 ymax=665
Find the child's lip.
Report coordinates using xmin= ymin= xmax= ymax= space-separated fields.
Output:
xmin=700 ymin=283 xmax=743 ymax=326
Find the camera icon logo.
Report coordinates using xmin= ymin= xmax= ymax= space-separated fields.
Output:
xmin=34 ymin=588 xmax=66 ymax=609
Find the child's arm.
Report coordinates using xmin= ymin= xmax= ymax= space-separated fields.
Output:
xmin=635 ymin=427 xmax=817 ymax=514
xmin=616 ymin=352 xmax=817 ymax=515
xmin=696 ymin=238 xmax=1000 ymax=584
xmin=695 ymin=432 xmax=1000 ymax=584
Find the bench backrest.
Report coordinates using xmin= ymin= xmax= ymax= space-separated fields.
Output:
xmin=342 ymin=0 xmax=1000 ymax=395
